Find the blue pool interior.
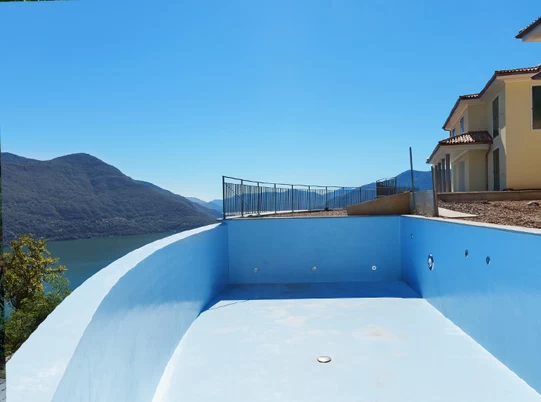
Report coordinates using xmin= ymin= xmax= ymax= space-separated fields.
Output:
xmin=169 ymin=282 xmax=536 ymax=402
xmin=8 ymin=216 xmax=541 ymax=402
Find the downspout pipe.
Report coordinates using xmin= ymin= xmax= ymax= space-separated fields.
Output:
xmin=485 ymin=144 xmax=492 ymax=191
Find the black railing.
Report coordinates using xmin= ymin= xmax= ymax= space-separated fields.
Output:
xmin=222 ymin=176 xmax=415 ymax=219
xmin=376 ymin=177 xmax=398 ymax=198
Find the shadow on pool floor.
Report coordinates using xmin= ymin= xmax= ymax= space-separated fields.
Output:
xmin=204 ymin=281 xmax=419 ymax=312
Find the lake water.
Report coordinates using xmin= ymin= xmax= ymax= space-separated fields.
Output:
xmin=46 ymin=232 xmax=174 ymax=290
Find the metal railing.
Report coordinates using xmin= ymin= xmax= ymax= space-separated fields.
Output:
xmin=222 ymin=176 xmax=415 ymax=219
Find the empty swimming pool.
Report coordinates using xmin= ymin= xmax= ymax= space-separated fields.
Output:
xmin=8 ymin=216 xmax=541 ymax=402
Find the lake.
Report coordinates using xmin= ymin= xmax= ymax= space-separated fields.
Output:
xmin=46 ymin=232 xmax=175 ymax=290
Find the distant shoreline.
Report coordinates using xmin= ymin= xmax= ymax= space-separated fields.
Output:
xmin=3 ymin=227 xmax=186 ymax=246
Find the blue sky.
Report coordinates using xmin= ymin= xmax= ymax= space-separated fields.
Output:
xmin=1 ymin=0 xmax=538 ymax=201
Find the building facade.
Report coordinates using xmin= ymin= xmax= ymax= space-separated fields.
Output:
xmin=428 ymin=17 xmax=541 ymax=192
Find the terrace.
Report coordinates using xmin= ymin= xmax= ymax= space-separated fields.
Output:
xmin=8 ymin=201 xmax=541 ymax=402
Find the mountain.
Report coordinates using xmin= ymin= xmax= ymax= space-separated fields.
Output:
xmin=209 ymin=199 xmax=223 ymax=210
xmin=396 ymin=170 xmax=433 ymax=191
xmin=2 ymin=153 xmax=38 ymax=165
xmin=354 ymin=170 xmax=433 ymax=191
xmin=324 ymin=170 xmax=432 ymax=207
xmin=2 ymin=153 xmax=218 ymax=243
xmin=138 ymin=185 xmax=220 ymax=218
xmin=186 ymin=197 xmax=222 ymax=214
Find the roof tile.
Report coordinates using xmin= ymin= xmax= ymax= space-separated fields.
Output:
xmin=438 ymin=131 xmax=493 ymax=145
xmin=427 ymin=131 xmax=493 ymax=163
xmin=495 ymin=66 xmax=541 ymax=75
xmin=460 ymin=93 xmax=480 ymax=99
xmin=516 ymin=16 xmax=541 ymax=39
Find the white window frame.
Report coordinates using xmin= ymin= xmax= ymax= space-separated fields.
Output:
xmin=532 ymin=83 xmax=541 ymax=131
xmin=460 ymin=117 xmax=465 ymax=134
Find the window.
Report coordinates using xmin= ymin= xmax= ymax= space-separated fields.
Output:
xmin=460 ymin=117 xmax=465 ymax=134
xmin=492 ymin=97 xmax=499 ymax=137
xmin=533 ymin=86 xmax=541 ymax=130
xmin=452 ymin=128 xmax=456 ymax=137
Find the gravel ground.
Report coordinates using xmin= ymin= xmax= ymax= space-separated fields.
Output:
xmin=238 ymin=201 xmax=541 ymax=230
xmin=439 ymin=200 xmax=541 ymax=229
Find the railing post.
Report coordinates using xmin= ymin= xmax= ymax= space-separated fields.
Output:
xmin=222 ymin=176 xmax=226 ymax=220
xmin=359 ymin=186 xmax=362 ymax=204
xmin=410 ymin=147 xmax=416 ymax=210
xmin=291 ymin=185 xmax=294 ymax=212
xmin=308 ymin=185 xmax=311 ymax=211
xmin=240 ymin=179 xmax=244 ymax=217
xmin=257 ymin=182 xmax=261 ymax=216
xmin=325 ymin=186 xmax=328 ymax=210
xmin=274 ymin=183 xmax=277 ymax=214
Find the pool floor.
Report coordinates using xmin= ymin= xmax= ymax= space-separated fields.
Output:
xmin=156 ymin=282 xmax=541 ymax=402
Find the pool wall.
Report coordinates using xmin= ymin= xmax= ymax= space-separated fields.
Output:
xmin=8 ymin=224 xmax=228 ymax=402
xmin=51 ymin=224 xmax=228 ymax=402
xmin=227 ymin=217 xmax=402 ymax=283
xmin=401 ymin=216 xmax=541 ymax=394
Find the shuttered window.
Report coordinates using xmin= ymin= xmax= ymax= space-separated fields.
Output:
xmin=492 ymin=97 xmax=499 ymax=137
xmin=533 ymin=86 xmax=541 ymax=130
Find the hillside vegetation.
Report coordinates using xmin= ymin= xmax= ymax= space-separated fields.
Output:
xmin=2 ymin=153 xmax=218 ymax=242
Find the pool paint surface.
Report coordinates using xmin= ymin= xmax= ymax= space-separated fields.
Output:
xmin=402 ymin=216 xmax=541 ymax=394
xmin=157 ymin=282 xmax=540 ymax=402
xmin=8 ymin=216 xmax=541 ymax=402
xmin=227 ymin=217 xmax=401 ymax=283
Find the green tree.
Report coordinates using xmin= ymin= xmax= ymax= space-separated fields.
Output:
xmin=3 ymin=234 xmax=70 ymax=355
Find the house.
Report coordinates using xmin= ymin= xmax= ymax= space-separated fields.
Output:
xmin=428 ymin=16 xmax=541 ymax=193
xmin=516 ymin=16 xmax=541 ymax=43
xmin=516 ymin=17 xmax=541 ymax=79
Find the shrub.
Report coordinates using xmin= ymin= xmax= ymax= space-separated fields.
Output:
xmin=3 ymin=234 xmax=70 ymax=355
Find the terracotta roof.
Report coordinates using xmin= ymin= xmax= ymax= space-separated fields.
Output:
xmin=443 ymin=65 xmax=541 ymax=129
xmin=438 ymin=131 xmax=493 ymax=145
xmin=516 ymin=16 xmax=541 ymax=39
xmin=427 ymin=131 xmax=492 ymax=164
xmin=494 ymin=66 xmax=541 ymax=75
xmin=460 ymin=93 xmax=480 ymax=99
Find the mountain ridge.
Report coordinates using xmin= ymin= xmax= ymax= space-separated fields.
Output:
xmin=186 ymin=197 xmax=222 ymax=213
xmin=2 ymin=153 xmax=217 ymax=243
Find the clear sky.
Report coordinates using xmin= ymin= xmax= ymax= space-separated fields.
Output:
xmin=1 ymin=0 xmax=538 ymax=201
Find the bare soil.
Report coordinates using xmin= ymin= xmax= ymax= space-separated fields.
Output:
xmin=239 ymin=201 xmax=541 ymax=230
xmin=439 ymin=200 xmax=541 ymax=229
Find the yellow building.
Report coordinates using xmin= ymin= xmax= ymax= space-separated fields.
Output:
xmin=428 ymin=16 xmax=541 ymax=192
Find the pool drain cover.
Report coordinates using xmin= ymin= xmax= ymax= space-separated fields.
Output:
xmin=317 ymin=356 xmax=331 ymax=363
